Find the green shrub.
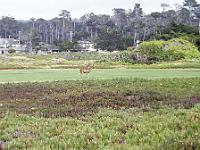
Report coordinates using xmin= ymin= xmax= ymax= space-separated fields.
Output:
xmin=135 ymin=40 xmax=165 ymax=63
xmin=127 ymin=47 xmax=134 ymax=51
xmin=165 ymin=38 xmax=200 ymax=60
xmin=8 ymin=49 xmax=16 ymax=54
xmin=134 ymin=38 xmax=200 ymax=64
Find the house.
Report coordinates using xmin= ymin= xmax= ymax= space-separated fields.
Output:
xmin=77 ymin=40 xmax=97 ymax=52
xmin=0 ymin=38 xmax=27 ymax=54
xmin=0 ymin=38 xmax=21 ymax=48
xmin=52 ymin=40 xmax=97 ymax=53
xmin=49 ymin=45 xmax=60 ymax=53
xmin=33 ymin=42 xmax=60 ymax=54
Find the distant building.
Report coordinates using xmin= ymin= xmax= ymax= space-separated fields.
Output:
xmin=53 ymin=40 xmax=97 ymax=53
xmin=50 ymin=45 xmax=60 ymax=53
xmin=77 ymin=40 xmax=97 ymax=52
xmin=0 ymin=38 xmax=27 ymax=54
xmin=0 ymin=38 xmax=97 ymax=54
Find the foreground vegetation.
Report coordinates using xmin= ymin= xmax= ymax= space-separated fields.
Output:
xmin=0 ymin=78 xmax=200 ymax=149
xmin=1 ymin=106 xmax=200 ymax=150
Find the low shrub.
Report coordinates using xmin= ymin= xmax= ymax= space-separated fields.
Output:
xmin=8 ymin=49 xmax=16 ymax=54
xmin=134 ymin=38 xmax=200 ymax=64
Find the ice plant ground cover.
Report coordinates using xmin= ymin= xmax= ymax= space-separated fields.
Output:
xmin=0 ymin=78 xmax=200 ymax=149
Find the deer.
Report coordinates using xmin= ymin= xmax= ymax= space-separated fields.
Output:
xmin=80 ymin=64 xmax=93 ymax=74
xmin=0 ymin=143 xmax=3 ymax=150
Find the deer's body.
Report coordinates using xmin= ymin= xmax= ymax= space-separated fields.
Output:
xmin=0 ymin=144 xmax=3 ymax=150
xmin=80 ymin=65 xmax=93 ymax=74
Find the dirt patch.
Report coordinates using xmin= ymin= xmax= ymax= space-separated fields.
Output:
xmin=0 ymin=68 xmax=16 ymax=70
xmin=0 ymin=79 xmax=200 ymax=118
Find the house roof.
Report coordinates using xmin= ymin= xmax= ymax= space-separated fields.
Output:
xmin=78 ymin=40 xmax=93 ymax=44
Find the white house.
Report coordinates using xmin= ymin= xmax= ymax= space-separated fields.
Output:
xmin=77 ymin=40 xmax=97 ymax=52
xmin=0 ymin=38 xmax=26 ymax=54
xmin=0 ymin=38 xmax=20 ymax=48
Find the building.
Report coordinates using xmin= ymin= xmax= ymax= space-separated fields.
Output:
xmin=0 ymin=38 xmax=97 ymax=54
xmin=77 ymin=40 xmax=97 ymax=52
xmin=0 ymin=38 xmax=21 ymax=48
xmin=0 ymin=38 xmax=26 ymax=54
xmin=50 ymin=45 xmax=60 ymax=53
xmin=53 ymin=40 xmax=97 ymax=53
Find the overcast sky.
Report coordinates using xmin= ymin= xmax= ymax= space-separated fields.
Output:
xmin=0 ymin=0 xmax=197 ymax=20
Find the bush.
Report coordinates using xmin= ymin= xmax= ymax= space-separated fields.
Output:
xmin=134 ymin=38 xmax=200 ymax=64
xmin=59 ymin=41 xmax=76 ymax=51
xmin=135 ymin=40 xmax=165 ymax=63
xmin=165 ymin=38 xmax=200 ymax=60
xmin=8 ymin=49 xmax=16 ymax=54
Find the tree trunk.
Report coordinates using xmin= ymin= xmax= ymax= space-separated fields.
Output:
xmin=143 ymin=28 xmax=146 ymax=41
xmin=57 ymin=31 xmax=60 ymax=41
xmin=90 ymin=28 xmax=93 ymax=42
xmin=199 ymin=19 xmax=200 ymax=34
xmin=133 ymin=31 xmax=137 ymax=46
xmin=62 ymin=19 xmax=65 ymax=40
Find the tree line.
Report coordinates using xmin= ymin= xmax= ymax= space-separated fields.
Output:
xmin=1 ymin=0 xmax=200 ymax=51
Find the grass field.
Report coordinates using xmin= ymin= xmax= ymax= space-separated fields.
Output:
xmin=0 ymin=69 xmax=200 ymax=83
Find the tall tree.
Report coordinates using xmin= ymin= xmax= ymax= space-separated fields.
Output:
xmin=59 ymin=10 xmax=71 ymax=40
xmin=96 ymin=31 xmax=125 ymax=51
xmin=194 ymin=6 xmax=200 ymax=33
xmin=132 ymin=3 xmax=143 ymax=18
xmin=176 ymin=8 xmax=191 ymax=25
xmin=161 ymin=3 xmax=170 ymax=12
xmin=112 ymin=8 xmax=127 ymax=29
xmin=132 ymin=3 xmax=144 ymax=45
xmin=183 ymin=0 xmax=199 ymax=25
xmin=0 ymin=16 xmax=19 ymax=38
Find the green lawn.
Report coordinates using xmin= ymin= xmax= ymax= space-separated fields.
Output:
xmin=0 ymin=69 xmax=200 ymax=83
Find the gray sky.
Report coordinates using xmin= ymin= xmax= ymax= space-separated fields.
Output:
xmin=0 ymin=0 xmax=195 ymax=20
